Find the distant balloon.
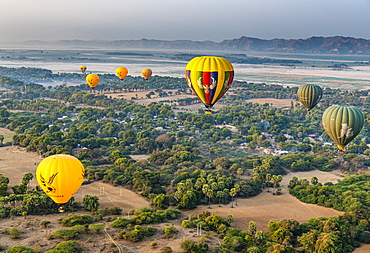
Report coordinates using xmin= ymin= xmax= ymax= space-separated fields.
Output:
xmin=116 ymin=67 xmax=128 ymax=80
xmin=185 ymin=56 xmax=234 ymax=112
xmin=79 ymin=65 xmax=87 ymax=74
xmin=297 ymin=84 xmax=323 ymax=113
xmin=36 ymin=154 xmax=85 ymax=212
xmin=141 ymin=68 xmax=152 ymax=80
xmin=86 ymin=73 xmax=100 ymax=89
xmin=322 ymin=105 xmax=364 ymax=153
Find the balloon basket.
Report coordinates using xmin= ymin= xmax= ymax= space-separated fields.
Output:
xmin=338 ymin=150 xmax=345 ymax=154
xmin=205 ymin=110 xmax=213 ymax=114
xmin=58 ymin=205 xmax=65 ymax=213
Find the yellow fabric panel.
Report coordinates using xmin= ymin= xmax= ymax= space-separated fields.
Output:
xmin=211 ymin=57 xmax=226 ymax=104
xmin=189 ymin=57 xmax=207 ymax=104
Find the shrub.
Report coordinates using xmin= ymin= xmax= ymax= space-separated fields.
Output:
xmin=112 ymin=208 xmax=181 ymax=228
xmin=71 ymin=225 xmax=88 ymax=234
xmin=163 ymin=225 xmax=177 ymax=238
xmin=40 ymin=220 xmax=51 ymax=228
xmin=121 ymin=226 xmax=157 ymax=242
xmin=182 ymin=220 xmax=192 ymax=228
xmin=53 ymin=229 xmax=78 ymax=240
xmin=159 ymin=246 xmax=173 ymax=253
xmin=45 ymin=240 xmax=80 ymax=253
xmin=111 ymin=217 xmax=131 ymax=229
xmin=5 ymin=246 xmax=35 ymax=253
xmin=89 ymin=223 xmax=105 ymax=234
xmin=9 ymin=227 xmax=20 ymax=239
xmin=61 ymin=214 xmax=94 ymax=227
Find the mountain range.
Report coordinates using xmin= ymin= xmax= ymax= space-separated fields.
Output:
xmin=7 ymin=36 xmax=370 ymax=54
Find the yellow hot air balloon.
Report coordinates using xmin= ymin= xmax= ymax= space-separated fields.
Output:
xmin=86 ymin=73 xmax=100 ymax=89
xmin=142 ymin=68 xmax=152 ymax=80
xmin=116 ymin=67 xmax=128 ymax=80
xmin=79 ymin=65 xmax=87 ymax=74
xmin=36 ymin=154 xmax=85 ymax=212
xmin=185 ymin=56 xmax=234 ymax=113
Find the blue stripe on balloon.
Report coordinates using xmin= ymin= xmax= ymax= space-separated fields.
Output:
xmin=209 ymin=71 xmax=218 ymax=106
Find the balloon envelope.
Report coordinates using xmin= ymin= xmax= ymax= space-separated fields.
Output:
xmin=86 ymin=74 xmax=100 ymax=89
xmin=142 ymin=68 xmax=152 ymax=80
xmin=297 ymin=84 xmax=323 ymax=112
xmin=322 ymin=105 xmax=364 ymax=151
xmin=116 ymin=67 xmax=128 ymax=80
xmin=36 ymin=154 xmax=85 ymax=205
xmin=185 ymin=56 xmax=234 ymax=109
xmin=79 ymin=65 xmax=87 ymax=74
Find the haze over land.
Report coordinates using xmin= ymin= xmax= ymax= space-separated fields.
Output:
xmin=1 ymin=0 xmax=370 ymax=42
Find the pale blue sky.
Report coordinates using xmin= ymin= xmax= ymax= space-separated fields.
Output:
xmin=1 ymin=0 xmax=370 ymax=42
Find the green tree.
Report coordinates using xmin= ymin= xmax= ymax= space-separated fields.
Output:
xmin=82 ymin=195 xmax=100 ymax=212
xmin=22 ymin=172 xmax=34 ymax=188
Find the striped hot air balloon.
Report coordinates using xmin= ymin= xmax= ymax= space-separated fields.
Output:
xmin=185 ymin=56 xmax=234 ymax=113
xmin=297 ymin=84 xmax=323 ymax=113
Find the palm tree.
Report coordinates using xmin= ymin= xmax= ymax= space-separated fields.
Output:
xmin=234 ymin=184 xmax=241 ymax=206
xmin=202 ymin=184 xmax=210 ymax=206
xmin=205 ymin=189 xmax=214 ymax=208
xmin=216 ymin=191 xmax=223 ymax=207
xmin=265 ymin=174 xmax=272 ymax=192
xmin=271 ymin=175 xmax=278 ymax=195
xmin=229 ymin=188 xmax=237 ymax=208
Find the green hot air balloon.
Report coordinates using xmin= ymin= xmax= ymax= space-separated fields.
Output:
xmin=322 ymin=105 xmax=364 ymax=153
xmin=297 ymin=84 xmax=323 ymax=113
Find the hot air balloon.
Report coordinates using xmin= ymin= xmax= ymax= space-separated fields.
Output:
xmin=322 ymin=105 xmax=364 ymax=153
xmin=142 ymin=68 xmax=152 ymax=80
xmin=36 ymin=154 xmax=85 ymax=212
xmin=185 ymin=56 xmax=234 ymax=114
xmin=116 ymin=67 xmax=128 ymax=80
xmin=86 ymin=73 xmax=100 ymax=89
xmin=297 ymin=84 xmax=323 ymax=113
xmin=79 ymin=65 xmax=87 ymax=74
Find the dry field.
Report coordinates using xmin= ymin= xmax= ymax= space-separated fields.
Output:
xmin=245 ymin=98 xmax=294 ymax=109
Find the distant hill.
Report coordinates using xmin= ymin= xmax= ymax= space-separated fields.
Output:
xmin=6 ymin=36 xmax=370 ymax=54
xmin=219 ymin=36 xmax=370 ymax=54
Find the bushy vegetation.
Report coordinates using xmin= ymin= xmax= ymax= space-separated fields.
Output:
xmin=119 ymin=225 xmax=157 ymax=242
xmin=112 ymin=208 xmax=181 ymax=229
xmin=61 ymin=214 xmax=95 ymax=227
xmin=45 ymin=240 xmax=82 ymax=253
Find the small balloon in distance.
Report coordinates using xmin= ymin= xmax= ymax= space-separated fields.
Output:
xmin=86 ymin=73 xmax=100 ymax=89
xmin=297 ymin=84 xmax=323 ymax=113
xmin=141 ymin=68 xmax=152 ymax=80
xmin=79 ymin=65 xmax=87 ymax=74
xmin=116 ymin=67 xmax=128 ymax=80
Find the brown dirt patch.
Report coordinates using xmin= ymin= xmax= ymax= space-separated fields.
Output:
xmin=0 ymin=146 xmax=42 ymax=187
xmin=0 ymin=127 xmax=15 ymax=135
xmin=129 ymin=154 xmax=150 ymax=161
xmin=246 ymin=98 xmax=294 ymax=108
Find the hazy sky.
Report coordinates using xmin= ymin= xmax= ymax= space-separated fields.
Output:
xmin=1 ymin=0 xmax=370 ymax=42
